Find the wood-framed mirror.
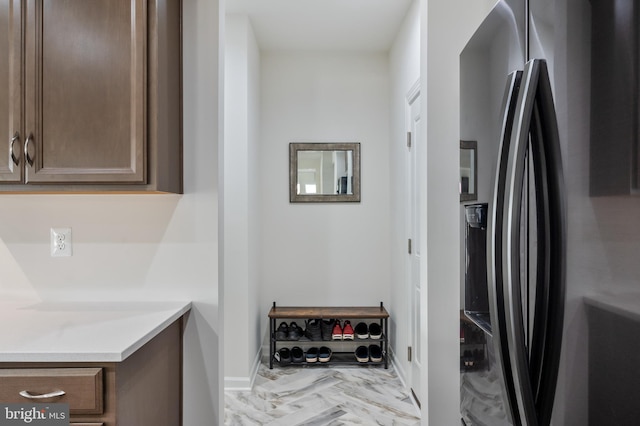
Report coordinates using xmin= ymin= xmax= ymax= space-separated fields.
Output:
xmin=289 ymin=142 xmax=361 ymax=203
xmin=460 ymin=140 xmax=477 ymax=202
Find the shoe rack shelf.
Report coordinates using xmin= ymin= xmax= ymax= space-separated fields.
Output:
xmin=268 ymin=302 xmax=390 ymax=369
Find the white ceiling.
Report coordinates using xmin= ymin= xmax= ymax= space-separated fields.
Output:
xmin=226 ymin=0 xmax=414 ymax=51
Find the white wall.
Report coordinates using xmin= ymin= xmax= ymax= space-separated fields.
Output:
xmin=223 ymin=14 xmax=262 ymax=390
xmin=258 ymin=51 xmax=391 ymax=323
xmin=388 ymin=0 xmax=420 ymax=387
xmin=0 ymin=0 xmax=224 ymax=424
xmin=420 ymin=0 xmax=497 ymax=424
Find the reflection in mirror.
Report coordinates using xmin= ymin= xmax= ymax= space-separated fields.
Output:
xmin=297 ymin=150 xmax=353 ymax=195
xmin=460 ymin=140 xmax=477 ymax=202
xmin=290 ymin=142 xmax=361 ymax=202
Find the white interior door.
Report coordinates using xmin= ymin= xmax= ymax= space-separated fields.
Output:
xmin=407 ymin=85 xmax=422 ymax=406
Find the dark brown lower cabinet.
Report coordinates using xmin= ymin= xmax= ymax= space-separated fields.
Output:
xmin=0 ymin=319 xmax=183 ymax=426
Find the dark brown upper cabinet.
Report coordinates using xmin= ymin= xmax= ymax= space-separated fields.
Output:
xmin=0 ymin=0 xmax=182 ymax=193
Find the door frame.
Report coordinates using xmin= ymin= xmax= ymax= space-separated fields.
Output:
xmin=405 ymin=79 xmax=422 ymax=407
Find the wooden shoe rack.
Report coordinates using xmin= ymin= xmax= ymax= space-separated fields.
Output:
xmin=268 ymin=302 xmax=390 ymax=369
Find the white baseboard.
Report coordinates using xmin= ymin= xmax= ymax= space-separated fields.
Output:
xmin=388 ymin=346 xmax=421 ymax=416
xmin=224 ymin=347 xmax=261 ymax=391
xmin=389 ymin=345 xmax=408 ymax=388
xmin=224 ymin=376 xmax=252 ymax=391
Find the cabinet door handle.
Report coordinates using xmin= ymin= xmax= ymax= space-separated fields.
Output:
xmin=10 ymin=132 xmax=20 ymax=165
xmin=19 ymin=390 xmax=66 ymax=399
xmin=24 ymin=134 xmax=34 ymax=167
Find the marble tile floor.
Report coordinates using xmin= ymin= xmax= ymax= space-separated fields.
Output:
xmin=225 ymin=362 xmax=421 ymax=425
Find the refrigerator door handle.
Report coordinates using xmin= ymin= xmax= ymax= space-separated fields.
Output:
xmin=502 ymin=59 xmax=539 ymax=426
xmin=487 ymin=70 xmax=523 ymax=425
xmin=528 ymin=60 xmax=567 ymax=426
xmin=502 ymin=59 xmax=566 ymax=426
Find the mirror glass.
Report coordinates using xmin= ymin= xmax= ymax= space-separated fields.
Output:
xmin=290 ymin=142 xmax=361 ymax=202
xmin=460 ymin=140 xmax=477 ymax=202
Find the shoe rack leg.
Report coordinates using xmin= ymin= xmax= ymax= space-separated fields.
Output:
xmin=270 ymin=317 xmax=275 ymax=369
xmin=384 ymin=318 xmax=388 ymax=369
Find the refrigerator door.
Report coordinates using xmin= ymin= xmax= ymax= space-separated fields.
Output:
xmin=485 ymin=70 xmax=522 ymax=426
xmin=460 ymin=70 xmax=524 ymax=426
xmin=460 ymin=1 xmax=526 ymax=424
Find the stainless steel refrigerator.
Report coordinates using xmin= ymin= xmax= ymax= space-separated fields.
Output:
xmin=460 ymin=0 xmax=640 ymax=424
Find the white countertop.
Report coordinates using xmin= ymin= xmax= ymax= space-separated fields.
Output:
xmin=584 ymin=292 xmax=640 ymax=323
xmin=0 ymin=301 xmax=191 ymax=363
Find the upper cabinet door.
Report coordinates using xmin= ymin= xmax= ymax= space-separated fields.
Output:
xmin=0 ymin=0 xmax=23 ymax=183
xmin=23 ymin=0 xmax=146 ymax=184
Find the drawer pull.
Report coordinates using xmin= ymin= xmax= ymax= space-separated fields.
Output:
xmin=19 ymin=390 xmax=66 ymax=399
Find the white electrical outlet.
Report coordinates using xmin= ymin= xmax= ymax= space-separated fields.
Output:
xmin=51 ymin=228 xmax=72 ymax=257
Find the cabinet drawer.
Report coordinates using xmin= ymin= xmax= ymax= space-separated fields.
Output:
xmin=0 ymin=368 xmax=103 ymax=414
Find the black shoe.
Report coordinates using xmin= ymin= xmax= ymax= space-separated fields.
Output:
xmin=369 ymin=344 xmax=382 ymax=362
xmin=278 ymin=348 xmax=291 ymax=366
xmin=355 ymin=346 xmax=369 ymax=363
xmin=287 ymin=322 xmax=303 ymax=340
xmin=291 ymin=346 xmax=304 ymax=363
xmin=275 ymin=322 xmax=289 ymax=340
xmin=319 ymin=346 xmax=332 ymax=363
xmin=463 ymin=350 xmax=473 ymax=367
xmin=369 ymin=323 xmax=382 ymax=339
xmin=306 ymin=347 xmax=319 ymax=363
xmin=305 ymin=319 xmax=323 ymax=341
xmin=321 ymin=319 xmax=335 ymax=341
xmin=354 ymin=322 xmax=369 ymax=339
